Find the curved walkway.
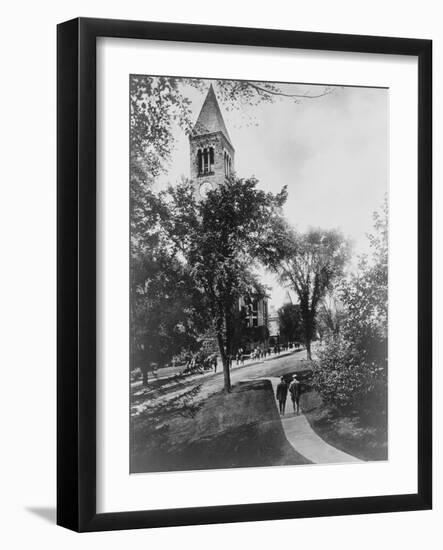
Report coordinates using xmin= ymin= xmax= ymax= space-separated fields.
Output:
xmin=245 ymin=376 xmax=363 ymax=464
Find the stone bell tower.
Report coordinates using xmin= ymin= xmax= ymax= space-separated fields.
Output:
xmin=189 ymin=84 xmax=235 ymax=200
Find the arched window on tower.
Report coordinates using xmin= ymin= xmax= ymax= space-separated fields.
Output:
xmin=203 ymin=148 xmax=208 ymax=174
xmin=209 ymin=147 xmax=214 ymax=173
xmin=225 ymin=151 xmax=231 ymax=177
xmin=197 ymin=149 xmax=203 ymax=175
xmin=225 ymin=153 xmax=231 ymax=177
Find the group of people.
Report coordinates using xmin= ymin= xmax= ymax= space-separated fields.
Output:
xmin=235 ymin=346 xmax=263 ymax=365
xmin=235 ymin=345 xmax=284 ymax=366
xmin=183 ymin=342 xmax=302 ymax=376
xmin=182 ymin=342 xmax=303 ymax=378
xmin=276 ymin=374 xmax=302 ymax=415
xmin=183 ymin=352 xmax=217 ymax=375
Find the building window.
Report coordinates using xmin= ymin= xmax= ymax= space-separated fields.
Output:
xmin=203 ymin=148 xmax=208 ymax=173
xmin=198 ymin=147 xmax=214 ymax=176
xmin=224 ymin=151 xmax=232 ymax=177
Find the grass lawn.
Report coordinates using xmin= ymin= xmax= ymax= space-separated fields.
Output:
xmin=131 ymin=379 xmax=311 ymax=473
xmin=300 ymin=389 xmax=388 ymax=461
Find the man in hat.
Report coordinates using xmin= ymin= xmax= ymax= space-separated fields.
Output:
xmin=276 ymin=376 xmax=288 ymax=416
xmin=288 ymin=374 xmax=302 ymax=415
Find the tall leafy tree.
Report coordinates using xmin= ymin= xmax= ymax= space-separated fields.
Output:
xmin=269 ymin=227 xmax=350 ymax=360
xmin=163 ymin=177 xmax=287 ymax=392
xmin=131 ymin=252 xmax=204 ymax=383
xmin=129 ymin=77 xmax=199 ymax=378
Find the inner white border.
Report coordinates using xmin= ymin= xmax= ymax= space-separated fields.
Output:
xmin=97 ymin=37 xmax=418 ymax=514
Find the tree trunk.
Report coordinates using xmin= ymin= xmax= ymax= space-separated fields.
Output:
xmin=216 ymin=332 xmax=231 ymax=392
xmin=306 ymin=340 xmax=312 ymax=361
xmin=225 ymin=311 xmax=233 ymax=361
xmin=299 ymin=300 xmax=314 ymax=362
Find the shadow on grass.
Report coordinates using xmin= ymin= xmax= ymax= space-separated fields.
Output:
xmin=233 ymin=380 xmax=270 ymax=393
xmin=300 ymin=390 xmax=388 ymax=461
xmin=131 ymin=379 xmax=311 ymax=473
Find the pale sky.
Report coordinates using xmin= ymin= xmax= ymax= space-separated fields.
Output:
xmin=155 ymin=79 xmax=388 ymax=309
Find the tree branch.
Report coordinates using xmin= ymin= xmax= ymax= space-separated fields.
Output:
xmin=248 ymin=82 xmax=333 ymax=99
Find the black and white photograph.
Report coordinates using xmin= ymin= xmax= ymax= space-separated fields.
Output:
xmin=129 ymin=76 xmax=388 ymax=474
xmin=0 ymin=0 xmax=437 ymax=543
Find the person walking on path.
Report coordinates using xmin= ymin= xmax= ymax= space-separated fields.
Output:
xmin=276 ymin=376 xmax=288 ymax=416
xmin=289 ymin=374 xmax=302 ymax=414
xmin=211 ymin=354 xmax=218 ymax=373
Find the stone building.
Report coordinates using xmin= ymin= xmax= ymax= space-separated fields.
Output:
xmin=189 ymin=85 xmax=269 ymax=352
xmin=238 ymin=296 xmax=268 ymax=329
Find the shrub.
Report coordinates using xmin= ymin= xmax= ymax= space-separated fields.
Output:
xmin=312 ymin=199 xmax=388 ymax=414
xmin=312 ymin=333 xmax=386 ymax=412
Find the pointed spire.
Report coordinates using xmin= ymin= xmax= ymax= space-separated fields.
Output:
xmin=192 ymin=84 xmax=233 ymax=149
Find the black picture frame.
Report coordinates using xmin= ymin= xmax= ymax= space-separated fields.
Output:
xmin=57 ymin=17 xmax=432 ymax=532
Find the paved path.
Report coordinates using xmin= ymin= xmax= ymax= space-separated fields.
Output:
xmin=241 ymin=375 xmax=363 ymax=464
xmin=132 ymin=350 xmax=303 ymax=417
xmin=132 ymin=349 xmax=298 ymax=387
xmin=134 ymin=349 xmax=363 ymax=464
xmin=268 ymin=377 xmax=363 ymax=464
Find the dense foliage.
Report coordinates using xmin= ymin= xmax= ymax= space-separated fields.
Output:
xmin=277 ymin=303 xmax=304 ymax=345
xmin=269 ymin=227 xmax=350 ymax=359
xmin=312 ymin=200 xmax=388 ymax=411
xmin=162 ymin=177 xmax=287 ymax=391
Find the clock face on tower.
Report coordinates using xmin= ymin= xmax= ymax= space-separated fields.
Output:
xmin=199 ymin=181 xmax=213 ymax=199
